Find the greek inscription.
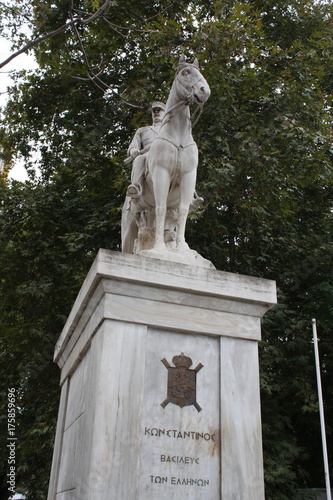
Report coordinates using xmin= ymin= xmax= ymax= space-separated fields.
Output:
xmin=149 ymin=475 xmax=209 ymax=486
xmin=161 ymin=455 xmax=199 ymax=464
xmin=150 ymin=476 xmax=168 ymax=484
xmin=170 ymin=477 xmax=209 ymax=486
xmin=144 ymin=427 xmax=216 ymax=442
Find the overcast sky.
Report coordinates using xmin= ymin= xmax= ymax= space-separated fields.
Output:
xmin=0 ymin=38 xmax=38 ymax=181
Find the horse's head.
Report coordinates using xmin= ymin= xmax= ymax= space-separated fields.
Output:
xmin=175 ymin=54 xmax=211 ymax=105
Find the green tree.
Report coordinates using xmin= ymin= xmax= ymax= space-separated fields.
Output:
xmin=0 ymin=0 xmax=332 ymax=498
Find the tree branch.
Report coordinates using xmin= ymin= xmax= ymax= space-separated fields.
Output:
xmin=68 ymin=5 xmax=142 ymax=108
xmin=101 ymin=16 xmax=159 ymax=36
xmin=0 ymin=0 xmax=112 ymax=69
xmin=0 ymin=0 xmax=175 ymax=107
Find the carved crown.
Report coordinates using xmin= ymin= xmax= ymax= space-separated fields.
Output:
xmin=172 ymin=353 xmax=192 ymax=369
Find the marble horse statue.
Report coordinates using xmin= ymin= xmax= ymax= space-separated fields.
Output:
xmin=121 ymin=55 xmax=211 ymax=263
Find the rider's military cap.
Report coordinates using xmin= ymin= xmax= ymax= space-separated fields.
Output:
xmin=151 ymin=101 xmax=166 ymax=110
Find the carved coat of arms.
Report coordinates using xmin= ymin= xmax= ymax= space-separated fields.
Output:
xmin=160 ymin=353 xmax=203 ymax=412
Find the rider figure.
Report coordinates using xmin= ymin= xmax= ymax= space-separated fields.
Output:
xmin=126 ymin=101 xmax=166 ymax=198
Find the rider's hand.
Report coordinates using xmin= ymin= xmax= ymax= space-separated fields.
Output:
xmin=130 ymin=149 xmax=140 ymax=158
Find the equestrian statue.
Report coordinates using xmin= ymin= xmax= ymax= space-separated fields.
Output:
xmin=121 ymin=54 xmax=212 ymax=267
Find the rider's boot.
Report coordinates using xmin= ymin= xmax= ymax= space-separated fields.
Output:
xmin=126 ymin=183 xmax=143 ymax=198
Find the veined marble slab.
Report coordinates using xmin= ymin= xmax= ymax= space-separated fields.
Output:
xmin=138 ymin=329 xmax=220 ymax=499
xmin=54 ymin=249 xmax=276 ymax=365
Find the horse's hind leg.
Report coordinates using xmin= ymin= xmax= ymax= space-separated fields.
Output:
xmin=152 ymin=168 xmax=170 ymax=251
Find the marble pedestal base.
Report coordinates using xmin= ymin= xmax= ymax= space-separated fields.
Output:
xmin=47 ymin=250 xmax=276 ymax=500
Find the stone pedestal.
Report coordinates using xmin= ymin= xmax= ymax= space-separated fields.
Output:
xmin=47 ymin=249 xmax=276 ymax=500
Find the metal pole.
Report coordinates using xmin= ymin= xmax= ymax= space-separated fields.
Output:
xmin=312 ymin=318 xmax=332 ymax=500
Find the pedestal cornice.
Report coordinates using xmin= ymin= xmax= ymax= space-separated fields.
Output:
xmin=54 ymin=249 xmax=277 ymax=369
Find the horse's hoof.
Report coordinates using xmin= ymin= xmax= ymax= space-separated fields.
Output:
xmin=177 ymin=241 xmax=190 ymax=251
xmin=154 ymin=241 xmax=166 ymax=251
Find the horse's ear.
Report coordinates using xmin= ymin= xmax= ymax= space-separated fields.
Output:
xmin=193 ymin=57 xmax=199 ymax=68
xmin=179 ymin=54 xmax=186 ymax=64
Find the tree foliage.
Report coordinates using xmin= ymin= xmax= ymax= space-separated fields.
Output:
xmin=0 ymin=0 xmax=332 ymax=498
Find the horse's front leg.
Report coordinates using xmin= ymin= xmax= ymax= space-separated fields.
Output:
xmin=177 ymin=171 xmax=196 ymax=251
xmin=152 ymin=168 xmax=170 ymax=251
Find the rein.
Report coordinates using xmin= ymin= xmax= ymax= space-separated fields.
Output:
xmin=160 ymin=68 xmax=205 ymax=129
xmin=156 ymin=136 xmax=195 ymax=150
xmin=155 ymin=137 xmax=196 ymax=195
xmin=175 ymin=71 xmax=204 ymax=127
xmin=191 ymin=102 xmax=204 ymax=127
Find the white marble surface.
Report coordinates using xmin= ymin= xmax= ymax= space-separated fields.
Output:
xmin=54 ymin=250 xmax=277 ymax=364
xmin=49 ymin=320 xmax=149 ymax=499
xmin=220 ymin=336 xmax=265 ymax=499
xmin=48 ymin=250 xmax=277 ymax=500
xmin=139 ymin=247 xmax=215 ymax=269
